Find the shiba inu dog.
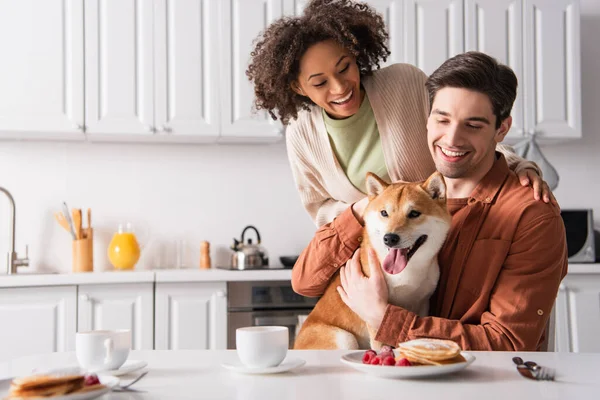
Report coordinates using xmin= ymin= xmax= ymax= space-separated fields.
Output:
xmin=294 ymin=171 xmax=452 ymax=350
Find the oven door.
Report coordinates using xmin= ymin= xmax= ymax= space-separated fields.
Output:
xmin=227 ymin=309 xmax=312 ymax=349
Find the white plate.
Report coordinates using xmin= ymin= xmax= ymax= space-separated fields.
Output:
xmin=222 ymin=357 xmax=306 ymax=375
xmin=340 ymin=351 xmax=476 ymax=379
xmin=0 ymin=375 xmax=119 ymax=400
xmin=99 ymin=360 xmax=147 ymax=376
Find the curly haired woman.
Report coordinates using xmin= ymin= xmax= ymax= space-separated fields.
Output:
xmin=247 ymin=0 xmax=552 ymax=228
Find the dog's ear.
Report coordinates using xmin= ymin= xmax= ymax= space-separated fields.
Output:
xmin=365 ymin=172 xmax=389 ymax=197
xmin=422 ymin=171 xmax=446 ymax=200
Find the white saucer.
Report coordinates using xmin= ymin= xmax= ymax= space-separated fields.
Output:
xmin=222 ymin=357 xmax=306 ymax=375
xmin=98 ymin=360 xmax=148 ymax=376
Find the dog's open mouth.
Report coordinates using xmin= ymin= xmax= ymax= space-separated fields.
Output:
xmin=382 ymin=235 xmax=428 ymax=275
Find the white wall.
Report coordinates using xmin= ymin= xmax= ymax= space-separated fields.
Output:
xmin=0 ymin=0 xmax=598 ymax=274
xmin=0 ymin=141 xmax=316 ymax=273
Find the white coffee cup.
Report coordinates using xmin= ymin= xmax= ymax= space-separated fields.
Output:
xmin=236 ymin=326 xmax=289 ymax=368
xmin=75 ymin=329 xmax=131 ymax=372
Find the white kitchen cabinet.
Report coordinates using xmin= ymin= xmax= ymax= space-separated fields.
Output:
xmin=464 ymin=0 xmax=524 ymax=139
xmin=84 ymin=0 xmax=155 ymax=136
xmin=0 ymin=286 xmax=76 ymax=363
xmin=554 ymin=274 xmax=600 ymax=352
xmin=77 ymin=284 xmax=154 ymax=350
xmin=218 ymin=0 xmax=285 ymax=142
xmin=283 ymin=0 xmax=404 ymax=67
xmin=155 ymin=282 xmax=227 ymax=350
xmin=523 ymin=0 xmax=581 ymax=139
xmin=153 ymin=0 xmax=221 ymax=140
xmin=0 ymin=0 xmax=84 ymax=139
xmin=404 ymin=0 xmax=464 ymax=76
xmin=465 ymin=0 xmax=581 ymax=141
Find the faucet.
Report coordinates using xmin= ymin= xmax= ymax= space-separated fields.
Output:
xmin=0 ymin=187 xmax=29 ymax=274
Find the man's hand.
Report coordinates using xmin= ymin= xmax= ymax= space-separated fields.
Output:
xmin=337 ymin=248 xmax=388 ymax=330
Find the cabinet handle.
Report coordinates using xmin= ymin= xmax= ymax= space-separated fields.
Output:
xmin=161 ymin=125 xmax=173 ymax=134
xmin=146 ymin=125 xmax=156 ymax=133
xmin=80 ymin=294 xmax=90 ymax=302
xmin=216 ymin=291 xmax=226 ymax=297
xmin=77 ymin=124 xmax=86 ymax=132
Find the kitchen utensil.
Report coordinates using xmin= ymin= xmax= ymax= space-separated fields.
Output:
xmin=516 ymin=364 xmax=555 ymax=381
xmin=112 ymin=371 xmax=148 ymax=392
xmin=513 ymin=357 xmax=555 ymax=381
xmin=279 ymin=255 xmax=299 ymax=268
xmin=54 ymin=212 xmax=72 ymax=234
xmin=512 ymin=356 xmax=538 ymax=369
xmin=72 ymin=209 xmax=82 ymax=240
xmin=62 ymin=202 xmax=77 ymax=240
xmin=230 ymin=225 xmax=269 ymax=269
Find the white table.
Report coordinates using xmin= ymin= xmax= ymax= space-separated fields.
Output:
xmin=1 ymin=350 xmax=598 ymax=399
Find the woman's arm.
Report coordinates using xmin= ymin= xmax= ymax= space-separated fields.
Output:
xmin=286 ymin=126 xmax=352 ymax=227
xmin=497 ymin=143 xmax=553 ymax=202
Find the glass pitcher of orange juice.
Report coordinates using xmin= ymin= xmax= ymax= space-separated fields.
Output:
xmin=108 ymin=223 xmax=141 ymax=270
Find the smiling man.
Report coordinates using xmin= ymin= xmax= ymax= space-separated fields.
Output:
xmin=292 ymin=51 xmax=568 ymax=351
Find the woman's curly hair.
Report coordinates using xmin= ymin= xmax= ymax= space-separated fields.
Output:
xmin=246 ymin=0 xmax=390 ymax=124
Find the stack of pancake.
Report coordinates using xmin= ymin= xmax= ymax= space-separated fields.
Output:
xmin=4 ymin=374 xmax=101 ymax=399
xmin=397 ymin=338 xmax=466 ymax=366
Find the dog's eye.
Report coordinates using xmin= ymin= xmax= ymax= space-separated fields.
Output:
xmin=380 ymin=210 xmax=388 ymax=218
xmin=408 ymin=210 xmax=421 ymax=219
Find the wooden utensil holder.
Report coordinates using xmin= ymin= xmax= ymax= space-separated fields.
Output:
xmin=72 ymin=228 xmax=94 ymax=272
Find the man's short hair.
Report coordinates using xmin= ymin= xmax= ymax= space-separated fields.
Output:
xmin=425 ymin=51 xmax=518 ymax=129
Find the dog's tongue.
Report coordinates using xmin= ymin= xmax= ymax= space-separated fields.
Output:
xmin=383 ymin=248 xmax=409 ymax=275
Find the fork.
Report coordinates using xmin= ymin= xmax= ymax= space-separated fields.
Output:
xmin=513 ymin=357 xmax=555 ymax=381
xmin=531 ymin=365 xmax=556 ymax=381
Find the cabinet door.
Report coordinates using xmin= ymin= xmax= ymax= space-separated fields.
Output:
xmin=523 ymin=0 xmax=581 ymax=138
xmin=77 ymin=284 xmax=154 ymax=350
xmin=286 ymin=0 xmax=404 ymax=67
xmin=554 ymin=276 xmax=600 ymax=352
xmin=84 ymin=0 xmax=155 ymax=135
xmin=0 ymin=0 xmax=84 ymax=138
xmin=366 ymin=1 xmax=405 ymax=67
xmin=465 ymin=0 xmax=524 ymax=139
xmin=218 ymin=0 xmax=284 ymax=141
xmin=0 ymin=286 xmax=76 ymax=362
xmin=404 ymin=0 xmax=464 ymax=76
xmin=153 ymin=0 xmax=220 ymax=141
xmin=155 ymin=282 xmax=227 ymax=350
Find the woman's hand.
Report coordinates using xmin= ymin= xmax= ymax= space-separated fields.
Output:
xmin=351 ymin=197 xmax=369 ymax=225
xmin=517 ymin=168 xmax=555 ymax=204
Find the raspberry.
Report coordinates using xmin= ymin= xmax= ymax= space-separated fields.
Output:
xmin=382 ymin=356 xmax=396 ymax=366
xmin=396 ymin=358 xmax=412 ymax=367
xmin=369 ymin=356 xmax=382 ymax=365
xmin=379 ymin=351 xmax=394 ymax=360
xmin=362 ymin=352 xmax=374 ymax=364
xmin=365 ymin=349 xmax=377 ymax=357
xmin=380 ymin=345 xmax=394 ymax=354
xmin=84 ymin=374 xmax=100 ymax=386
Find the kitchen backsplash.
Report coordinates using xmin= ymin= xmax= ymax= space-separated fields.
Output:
xmin=0 ymin=141 xmax=316 ymax=273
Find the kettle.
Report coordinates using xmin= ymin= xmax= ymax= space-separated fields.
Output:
xmin=231 ymin=225 xmax=269 ymax=269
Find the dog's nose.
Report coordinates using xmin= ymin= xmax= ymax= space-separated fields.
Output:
xmin=383 ymin=233 xmax=400 ymax=246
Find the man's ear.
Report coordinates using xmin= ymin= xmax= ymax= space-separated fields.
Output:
xmin=422 ymin=171 xmax=446 ymax=200
xmin=291 ymin=81 xmax=305 ymax=97
xmin=495 ymin=116 xmax=512 ymax=143
xmin=365 ymin=172 xmax=389 ymax=198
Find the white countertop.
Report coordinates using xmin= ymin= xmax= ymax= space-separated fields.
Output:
xmin=0 ymin=350 xmax=598 ymax=399
xmin=0 ymin=268 xmax=293 ymax=288
xmin=0 ymin=263 xmax=595 ymax=288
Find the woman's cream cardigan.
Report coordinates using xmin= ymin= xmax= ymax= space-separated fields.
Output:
xmin=286 ymin=63 xmax=534 ymax=227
